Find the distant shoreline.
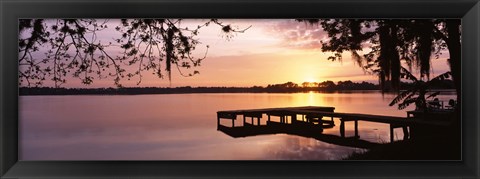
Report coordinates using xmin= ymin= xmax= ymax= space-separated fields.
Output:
xmin=19 ymin=80 xmax=456 ymax=96
xmin=19 ymin=86 xmax=456 ymax=96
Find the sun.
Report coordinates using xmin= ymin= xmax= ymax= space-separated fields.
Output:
xmin=304 ymin=78 xmax=317 ymax=83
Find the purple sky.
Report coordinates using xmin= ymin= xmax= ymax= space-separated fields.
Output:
xmin=19 ymin=19 xmax=452 ymax=88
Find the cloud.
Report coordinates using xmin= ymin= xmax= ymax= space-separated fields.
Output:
xmin=267 ymin=20 xmax=328 ymax=50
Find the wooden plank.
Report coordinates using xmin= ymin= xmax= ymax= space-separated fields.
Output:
xmin=218 ymin=106 xmax=451 ymax=128
xmin=217 ymin=106 xmax=335 ymax=114
xmin=217 ymin=112 xmax=237 ymax=120
xmin=243 ymin=112 xmax=262 ymax=118
xmin=265 ymin=110 xmax=290 ymax=116
xmin=288 ymin=109 xmax=450 ymax=126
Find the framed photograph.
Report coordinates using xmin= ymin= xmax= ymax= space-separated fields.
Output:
xmin=1 ymin=0 xmax=479 ymax=178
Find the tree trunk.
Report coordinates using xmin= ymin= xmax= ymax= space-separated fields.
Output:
xmin=445 ymin=20 xmax=461 ymax=128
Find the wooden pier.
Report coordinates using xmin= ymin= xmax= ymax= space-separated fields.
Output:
xmin=217 ymin=106 xmax=452 ymax=145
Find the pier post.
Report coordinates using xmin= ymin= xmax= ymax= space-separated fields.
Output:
xmin=402 ymin=126 xmax=409 ymax=140
xmin=217 ymin=117 xmax=220 ymax=130
xmin=390 ymin=125 xmax=394 ymax=142
xmin=268 ymin=115 xmax=270 ymax=122
xmin=340 ymin=120 xmax=345 ymax=137
xmin=257 ymin=117 xmax=260 ymax=125
xmin=232 ymin=118 xmax=235 ymax=127
xmin=354 ymin=120 xmax=359 ymax=138
xmin=243 ymin=116 xmax=246 ymax=125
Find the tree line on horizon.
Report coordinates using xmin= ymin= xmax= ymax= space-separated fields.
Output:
xmin=19 ymin=80 xmax=455 ymax=95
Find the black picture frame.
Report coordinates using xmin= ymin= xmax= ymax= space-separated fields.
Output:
xmin=1 ymin=0 xmax=479 ymax=178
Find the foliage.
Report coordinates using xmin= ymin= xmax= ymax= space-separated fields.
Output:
xmin=389 ymin=67 xmax=452 ymax=110
xmin=19 ymin=19 xmax=250 ymax=87
xmin=298 ymin=19 xmax=460 ymax=94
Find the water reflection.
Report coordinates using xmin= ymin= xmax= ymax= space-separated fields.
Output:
xmin=218 ymin=121 xmax=379 ymax=149
xmin=19 ymin=91 xmax=456 ymax=160
xmin=261 ymin=135 xmax=366 ymax=160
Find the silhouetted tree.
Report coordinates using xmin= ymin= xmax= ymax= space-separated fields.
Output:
xmin=284 ymin=81 xmax=299 ymax=88
xmin=318 ymin=80 xmax=336 ymax=90
xmin=298 ymin=19 xmax=461 ymax=101
xmin=301 ymin=82 xmax=310 ymax=88
xmin=19 ymin=19 xmax=250 ymax=87
xmin=336 ymin=80 xmax=355 ymax=90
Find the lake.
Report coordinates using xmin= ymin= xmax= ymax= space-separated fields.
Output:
xmin=19 ymin=91 xmax=456 ymax=160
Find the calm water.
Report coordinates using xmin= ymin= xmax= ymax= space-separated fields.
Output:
xmin=19 ymin=91 xmax=456 ymax=160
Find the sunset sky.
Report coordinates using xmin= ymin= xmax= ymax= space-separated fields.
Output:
xmin=21 ymin=19 xmax=452 ymax=88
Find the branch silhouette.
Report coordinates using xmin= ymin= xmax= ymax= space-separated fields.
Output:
xmin=19 ymin=19 xmax=250 ymax=87
xmin=296 ymin=19 xmax=460 ymax=95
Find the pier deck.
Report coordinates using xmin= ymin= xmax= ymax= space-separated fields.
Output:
xmin=217 ymin=106 xmax=452 ymax=144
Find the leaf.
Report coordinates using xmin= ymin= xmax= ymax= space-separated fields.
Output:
xmin=426 ymin=91 xmax=440 ymax=99
xmin=398 ymin=98 xmax=418 ymax=110
xmin=389 ymin=88 xmax=416 ymax=106
xmin=430 ymin=71 xmax=451 ymax=82
xmin=400 ymin=67 xmax=418 ymax=82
